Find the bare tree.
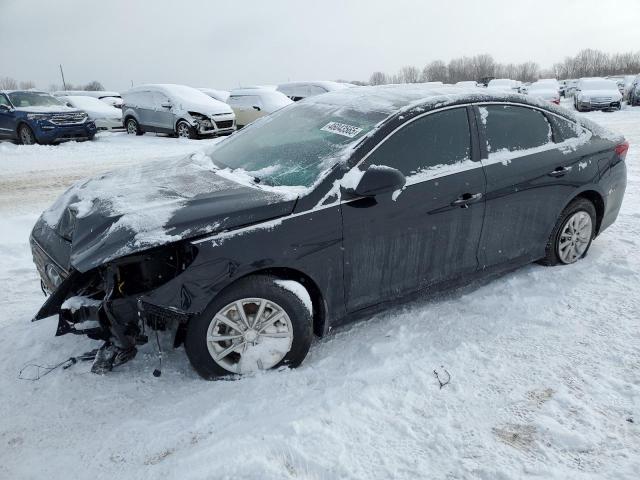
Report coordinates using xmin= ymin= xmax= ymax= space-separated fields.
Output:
xmin=19 ymin=80 xmax=36 ymax=90
xmin=369 ymin=71 xmax=388 ymax=85
xmin=400 ymin=65 xmax=420 ymax=83
xmin=421 ymin=60 xmax=448 ymax=82
xmin=84 ymin=80 xmax=104 ymax=91
xmin=0 ymin=76 xmax=18 ymax=89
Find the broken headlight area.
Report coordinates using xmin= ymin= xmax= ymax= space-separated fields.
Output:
xmin=188 ymin=111 xmax=213 ymax=131
xmin=54 ymin=242 xmax=198 ymax=349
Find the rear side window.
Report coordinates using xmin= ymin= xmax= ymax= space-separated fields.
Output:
xmin=549 ymin=115 xmax=582 ymax=142
xmin=480 ymin=105 xmax=551 ymax=153
xmin=366 ymin=107 xmax=471 ymax=176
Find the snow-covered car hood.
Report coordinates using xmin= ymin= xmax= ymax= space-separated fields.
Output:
xmin=17 ymin=105 xmax=78 ymax=113
xmin=579 ymin=89 xmax=622 ymax=100
xmin=32 ymin=153 xmax=297 ymax=272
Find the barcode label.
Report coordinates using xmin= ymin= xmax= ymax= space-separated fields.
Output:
xmin=321 ymin=122 xmax=363 ymax=138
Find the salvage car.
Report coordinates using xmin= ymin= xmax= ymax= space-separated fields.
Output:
xmin=227 ymin=88 xmax=293 ymax=128
xmin=60 ymin=95 xmax=123 ymax=130
xmin=0 ymin=90 xmax=96 ymax=145
xmin=122 ymin=84 xmax=236 ymax=138
xmin=30 ymin=85 xmax=628 ymax=379
xmin=574 ymin=78 xmax=623 ymax=111
xmin=527 ymin=81 xmax=561 ymax=104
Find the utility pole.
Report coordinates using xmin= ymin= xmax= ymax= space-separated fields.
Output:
xmin=59 ymin=64 xmax=67 ymax=90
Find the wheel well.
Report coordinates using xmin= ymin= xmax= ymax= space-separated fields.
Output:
xmin=238 ymin=267 xmax=327 ymax=337
xmin=575 ymin=190 xmax=604 ymax=234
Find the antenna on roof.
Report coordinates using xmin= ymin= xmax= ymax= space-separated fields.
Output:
xmin=59 ymin=64 xmax=67 ymax=91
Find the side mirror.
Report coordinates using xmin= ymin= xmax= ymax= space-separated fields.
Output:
xmin=343 ymin=165 xmax=406 ymax=197
xmin=252 ymin=105 xmax=261 ymax=111
xmin=161 ymin=102 xmax=172 ymax=109
xmin=0 ymin=104 xmax=12 ymax=112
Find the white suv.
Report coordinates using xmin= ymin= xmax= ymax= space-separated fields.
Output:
xmin=121 ymin=84 xmax=235 ymax=138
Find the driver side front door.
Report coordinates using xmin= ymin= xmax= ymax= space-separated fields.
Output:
xmin=341 ymin=106 xmax=486 ymax=312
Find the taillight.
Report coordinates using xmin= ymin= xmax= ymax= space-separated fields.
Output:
xmin=615 ymin=141 xmax=629 ymax=160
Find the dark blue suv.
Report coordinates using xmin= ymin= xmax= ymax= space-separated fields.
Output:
xmin=0 ymin=90 xmax=96 ymax=145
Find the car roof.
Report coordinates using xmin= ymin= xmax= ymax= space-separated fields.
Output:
xmin=277 ymin=80 xmax=351 ymax=91
xmin=0 ymin=89 xmax=49 ymax=95
xmin=300 ymin=83 xmax=558 ymax=116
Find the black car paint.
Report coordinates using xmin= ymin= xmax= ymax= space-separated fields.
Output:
xmin=31 ymin=93 xmax=627 ymax=353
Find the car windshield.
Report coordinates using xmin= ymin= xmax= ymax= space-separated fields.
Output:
xmin=581 ymin=80 xmax=617 ymax=90
xmin=8 ymin=92 xmax=64 ymax=107
xmin=530 ymin=84 xmax=553 ymax=91
xmin=207 ymin=102 xmax=387 ymax=188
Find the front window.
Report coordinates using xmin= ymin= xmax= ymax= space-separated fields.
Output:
xmin=208 ymin=102 xmax=387 ymax=187
xmin=7 ymin=91 xmax=64 ymax=108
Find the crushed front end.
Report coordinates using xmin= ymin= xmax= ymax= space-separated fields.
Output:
xmin=30 ymin=223 xmax=197 ymax=373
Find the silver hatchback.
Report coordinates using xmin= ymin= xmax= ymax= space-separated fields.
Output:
xmin=122 ymin=84 xmax=236 ymax=138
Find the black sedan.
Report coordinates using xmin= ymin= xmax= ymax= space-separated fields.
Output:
xmin=30 ymin=85 xmax=628 ymax=378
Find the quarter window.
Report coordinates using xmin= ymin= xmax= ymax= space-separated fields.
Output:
xmin=481 ymin=105 xmax=551 ymax=153
xmin=366 ymin=107 xmax=472 ymax=176
xmin=549 ymin=115 xmax=582 ymax=142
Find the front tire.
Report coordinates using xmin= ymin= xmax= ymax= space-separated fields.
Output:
xmin=126 ymin=117 xmax=143 ymax=136
xmin=176 ymin=120 xmax=195 ymax=139
xmin=185 ymin=275 xmax=313 ymax=379
xmin=540 ymin=198 xmax=596 ymax=266
xmin=18 ymin=124 xmax=37 ymax=145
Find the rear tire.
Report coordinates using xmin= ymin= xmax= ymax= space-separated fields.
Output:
xmin=185 ymin=275 xmax=313 ymax=379
xmin=539 ymin=198 xmax=596 ymax=266
xmin=18 ymin=124 xmax=37 ymax=145
xmin=126 ymin=117 xmax=143 ymax=136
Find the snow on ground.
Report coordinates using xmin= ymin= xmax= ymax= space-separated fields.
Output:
xmin=0 ymin=108 xmax=639 ymax=479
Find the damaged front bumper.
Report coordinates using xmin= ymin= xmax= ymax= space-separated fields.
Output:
xmin=31 ymin=239 xmax=199 ymax=349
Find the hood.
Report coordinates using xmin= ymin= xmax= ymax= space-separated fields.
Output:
xmin=580 ymin=89 xmax=622 ymax=100
xmin=17 ymin=105 xmax=78 ymax=113
xmin=33 ymin=153 xmax=297 ymax=272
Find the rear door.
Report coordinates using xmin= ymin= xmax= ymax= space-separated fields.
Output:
xmin=476 ymin=103 xmax=590 ymax=267
xmin=135 ymin=91 xmax=156 ymax=130
xmin=151 ymin=91 xmax=175 ymax=131
xmin=341 ymin=106 xmax=486 ymax=312
xmin=229 ymin=95 xmax=261 ymax=126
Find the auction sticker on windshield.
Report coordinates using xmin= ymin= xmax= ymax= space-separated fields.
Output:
xmin=321 ymin=122 xmax=363 ymax=138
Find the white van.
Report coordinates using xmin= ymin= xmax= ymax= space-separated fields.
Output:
xmin=121 ymin=84 xmax=236 ymax=138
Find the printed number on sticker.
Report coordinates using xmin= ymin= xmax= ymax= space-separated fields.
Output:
xmin=321 ymin=122 xmax=363 ymax=138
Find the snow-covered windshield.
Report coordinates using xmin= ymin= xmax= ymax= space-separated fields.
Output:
xmin=529 ymin=83 xmax=555 ymax=91
xmin=580 ymin=80 xmax=617 ymax=90
xmin=8 ymin=92 xmax=63 ymax=107
xmin=208 ymin=102 xmax=387 ymax=188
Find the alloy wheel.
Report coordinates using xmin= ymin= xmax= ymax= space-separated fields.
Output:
xmin=177 ymin=122 xmax=191 ymax=138
xmin=205 ymin=298 xmax=294 ymax=374
xmin=557 ymin=211 xmax=593 ymax=264
xmin=126 ymin=119 xmax=138 ymax=134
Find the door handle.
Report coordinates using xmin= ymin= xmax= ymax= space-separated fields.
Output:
xmin=451 ymin=192 xmax=483 ymax=208
xmin=548 ymin=166 xmax=572 ymax=177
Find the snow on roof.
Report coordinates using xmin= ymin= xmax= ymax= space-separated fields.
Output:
xmin=277 ymin=80 xmax=351 ymax=91
xmin=53 ymin=90 xmax=121 ymax=98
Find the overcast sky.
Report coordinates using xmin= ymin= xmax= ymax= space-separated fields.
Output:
xmin=1 ymin=0 xmax=639 ymax=92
